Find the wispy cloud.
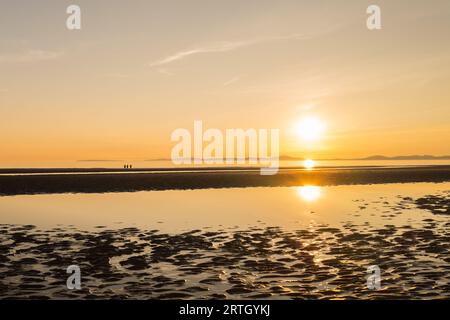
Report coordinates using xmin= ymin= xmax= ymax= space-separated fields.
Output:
xmin=148 ymin=41 xmax=249 ymax=67
xmin=223 ymin=75 xmax=243 ymax=87
xmin=156 ymin=68 xmax=174 ymax=76
xmin=0 ymin=49 xmax=63 ymax=64
xmin=102 ymin=72 xmax=130 ymax=79
xmin=147 ymin=29 xmax=335 ymax=68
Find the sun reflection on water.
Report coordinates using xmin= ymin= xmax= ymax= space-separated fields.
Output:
xmin=297 ymin=186 xmax=322 ymax=202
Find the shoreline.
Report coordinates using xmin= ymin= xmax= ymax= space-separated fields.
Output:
xmin=1 ymin=165 xmax=450 ymax=196
xmin=0 ymin=164 xmax=429 ymax=174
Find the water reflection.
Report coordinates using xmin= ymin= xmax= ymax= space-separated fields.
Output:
xmin=297 ymin=185 xmax=322 ymax=202
xmin=2 ymin=183 xmax=449 ymax=232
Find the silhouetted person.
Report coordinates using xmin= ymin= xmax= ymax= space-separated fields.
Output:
xmin=129 ymin=164 xmax=132 ymax=169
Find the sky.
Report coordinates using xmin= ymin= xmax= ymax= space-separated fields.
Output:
xmin=0 ymin=0 xmax=450 ymax=163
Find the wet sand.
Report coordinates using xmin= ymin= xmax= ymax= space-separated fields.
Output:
xmin=1 ymin=165 xmax=450 ymax=196
xmin=0 ymin=191 xmax=449 ymax=299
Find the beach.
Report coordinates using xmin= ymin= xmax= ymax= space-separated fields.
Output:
xmin=1 ymin=165 xmax=450 ymax=196
xmin=0 ymin=171 xmax=449 ymax=299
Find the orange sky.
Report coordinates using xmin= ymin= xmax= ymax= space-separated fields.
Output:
xmin=1 ymin=0 xmax=450 ymax=163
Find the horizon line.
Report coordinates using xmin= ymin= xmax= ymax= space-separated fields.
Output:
xmin=75 ymin=154 xmax=450 ymax=162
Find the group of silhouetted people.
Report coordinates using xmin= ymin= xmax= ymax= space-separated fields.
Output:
xmin=124 ymin=164 xmax=133 ymax=169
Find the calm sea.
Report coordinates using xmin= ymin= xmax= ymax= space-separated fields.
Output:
xmin=0 ymin=159 xmax=449 ymax=169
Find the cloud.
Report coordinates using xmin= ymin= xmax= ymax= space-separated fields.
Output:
xmin=102 ymin=72 xmax=130 ymax=79
xmin=147 ymin=31 xmax=327 ymax=68
xmin=155 ymin=68 xmax=174 ymax=76
xmin=0 ymin=49 xmax=63 ymax=64
xmin=148 ymin=41 xmax=249 ymax=67
xmin=223 ymin=75 xmax=242 ymax=87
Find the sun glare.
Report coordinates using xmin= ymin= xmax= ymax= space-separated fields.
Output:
xmin=303 ymin=159 xmax=315 ymax=169
xmin=296 ymin=116 xmax=326 ymax=142
xmin=297 ymin=186 xmax=322 ymax=202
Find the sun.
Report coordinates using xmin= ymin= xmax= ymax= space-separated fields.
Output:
xmin=303 ymin=159 xmax=315 ymax=169
xmin=295 ymin=116 xmax=326 ymax=142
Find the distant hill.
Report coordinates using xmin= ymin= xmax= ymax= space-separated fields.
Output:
xmin=279 ymin=155 xmax=450 ymax=161
xmin=79 ymin=155 xmax=450 ymax=162
xmin=279 ymin=155 xmax=305 ymax=160
xmin=359 ymin=155 xmax=450 ymax=160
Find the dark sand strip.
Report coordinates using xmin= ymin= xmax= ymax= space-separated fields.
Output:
xmin=0 ymin=165 xmax=399 ymax=174
xmin=1 ymin=166 xmax=450 ymax=196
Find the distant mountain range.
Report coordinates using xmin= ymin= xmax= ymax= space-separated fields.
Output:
xmin=358 ymin=155 xmax=450 ymax=160
xmin=78 ymin=155 xmax=450 ymax=162
xmin=280 ymin=155 xmax=450 ymax=161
